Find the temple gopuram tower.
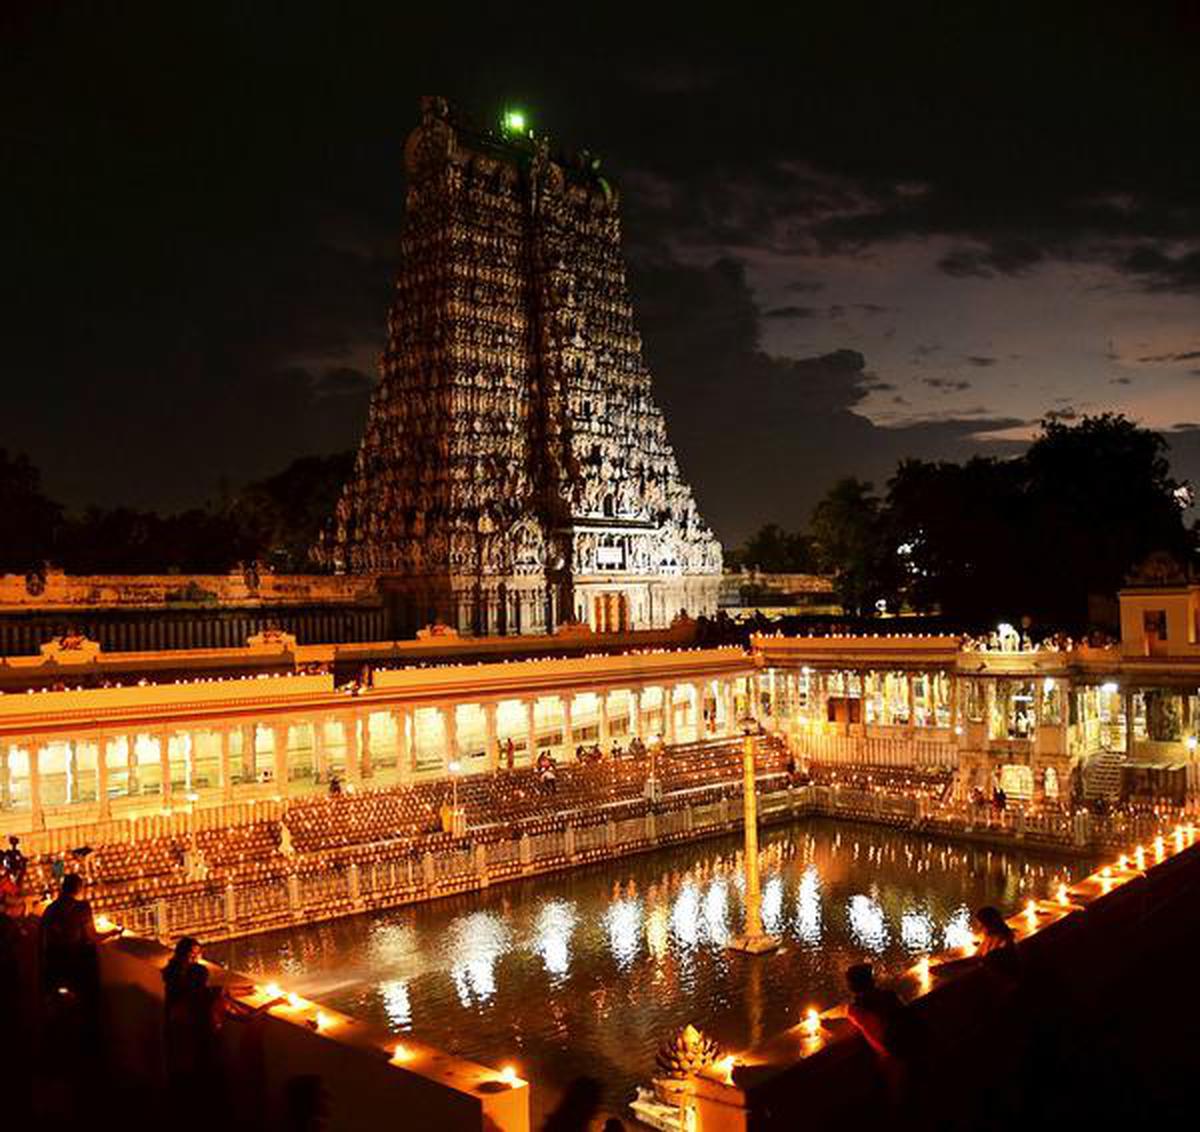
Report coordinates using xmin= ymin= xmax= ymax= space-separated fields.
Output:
xmin=319 ymin=97 xmax=722 ymax=636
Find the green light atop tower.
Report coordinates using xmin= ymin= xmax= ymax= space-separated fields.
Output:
xmin=501 ymin=108 xmax=528 ymax=135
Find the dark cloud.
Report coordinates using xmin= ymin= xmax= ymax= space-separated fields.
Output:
xmin=630 ymin=254 xmax=1023 ymax=540
xmin=1136 ymin=349 xmax=1200 ymax=363
xmin=1045 ymin=407 xmax=1079 ymax=422
xmin=965 ymin=355 xmax=997 ymax=367
xmin=922 ymin=377 xmax=972 ymax=393
xmin=313 ymin=367 xmax=378 ymax=398
xmin=1111 ymin=376 xmax=1132 ymax=385
xmin=4 ymin=2 xmax=1199 ymax=526
xmin=764 ymin=305 xmax=818 ymax=319
xmin=938 ymin=241 xmax=1045 ymax=278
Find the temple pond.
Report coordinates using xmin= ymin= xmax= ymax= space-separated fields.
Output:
xmin=210 ymin=820 xmax=1094 ymax=1115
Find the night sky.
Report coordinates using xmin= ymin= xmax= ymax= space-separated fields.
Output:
xmin=6 ymin=3 xmax=1200 ymax=544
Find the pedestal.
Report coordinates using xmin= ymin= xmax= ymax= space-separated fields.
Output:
xmin=726 ymin=932 xmax=782 ymax=955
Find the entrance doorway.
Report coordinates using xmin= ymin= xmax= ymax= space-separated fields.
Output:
xmin=592 ymin=593 xmax=629 ymax=633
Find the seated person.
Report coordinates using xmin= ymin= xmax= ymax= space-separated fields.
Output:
xmin=844 ymin=963 xmax=911 ymax=1060
xmin=974 ymin=905 xmax=1020 ymax=977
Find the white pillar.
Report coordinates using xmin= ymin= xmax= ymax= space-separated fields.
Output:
xmin=394 ymin=708 xmax=411 ymax=784
xmin=0 ymin=743 xmax=10 ymax=811
xmin=343 ymin=714 xmax=362 ymax=786
xmin=126 ymin=732 xmax=140 ymax=797
xmin=97 ymin=735 xmax=110 ymax=819
xmin=272 ymin=724 xmax=289 ymax=795
xmin=241 ymin=723 xmax=257 ymax=784
xmin=598 ymin=692 xmax=611 ymax=748
xmin=663 ymin=685 xmax=676 ymax=745
xmin=525 ymin=698 xmax=537 ymax=763
xmin=561 ymin=695 xmax=574 ymax=755
xmin=630 ymin=689 xmax=644 ymax=740
xmin=159 ymin=730 xmax=172 ymax=805
xmin=220 ymin=728 xmax=234 ymax=802
xmin=29 ymin=739 xmax=43 ymax=829
xmin=444 ymin=704 xmax=458 ymax=770
xmin=484 ymin=703 xmax=498 ymax=772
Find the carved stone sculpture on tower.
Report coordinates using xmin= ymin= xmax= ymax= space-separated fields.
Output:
xmin=316 ymin=97 xmax=723 ymax=635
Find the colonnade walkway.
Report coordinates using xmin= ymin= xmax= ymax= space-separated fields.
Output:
xmin=18 ymin=737 xmax=793 ymax=936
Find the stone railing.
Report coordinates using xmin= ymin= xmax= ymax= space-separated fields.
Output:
xmin=793 ymin=728 xmax=958 ymax=769
xmin=91 ymin=776 xmax=1191 ymax=947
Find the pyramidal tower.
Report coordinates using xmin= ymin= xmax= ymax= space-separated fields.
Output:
xmin=319 ymin=97 xmax=722 ymax=635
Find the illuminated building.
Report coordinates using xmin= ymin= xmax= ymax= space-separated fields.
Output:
xmin=316 ymin=96 xmax=723 ymax=634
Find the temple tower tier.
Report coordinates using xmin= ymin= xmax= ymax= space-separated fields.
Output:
xmin=317 ymin=97 xmax=722 ymax=635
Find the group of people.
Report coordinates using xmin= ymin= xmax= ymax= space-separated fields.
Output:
xmin=969 ymin=784 xmax=1009 ymax=811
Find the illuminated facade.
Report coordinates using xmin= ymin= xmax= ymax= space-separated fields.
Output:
xmin=757 ymin=580 xmax=1200 ymax=805
xmin=0 ymin=641 xmax=757 ymax=835
xmin=318 ymin=97 xmax=722 ymax=635
xmin=4 ymin=580 xmax=1200 ymax=836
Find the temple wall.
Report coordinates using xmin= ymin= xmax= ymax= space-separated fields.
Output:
xmin=686 ymin=835 xmax=1200 ymax=1131
xmin=99 ymin=935 xmax=529 ymax=1132
xmin=0 ymin=570 xmax=378 ymax=610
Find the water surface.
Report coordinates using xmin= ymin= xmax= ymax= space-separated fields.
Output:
xmin=211 ymin=820 xmax=1093 ymax=1113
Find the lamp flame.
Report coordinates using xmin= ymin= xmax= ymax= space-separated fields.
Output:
xmin=801 ymin=1007 xmax=821 ymax=1039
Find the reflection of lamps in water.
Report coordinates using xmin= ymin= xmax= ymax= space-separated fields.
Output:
xmin=727 ymin=715 xmax=781 ymax=955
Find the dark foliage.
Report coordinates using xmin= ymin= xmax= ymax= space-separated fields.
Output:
xmin=0 ymin=452 xmax=353 ymax=575
xmin=810 ymin=414 xmax=1197 ymax=630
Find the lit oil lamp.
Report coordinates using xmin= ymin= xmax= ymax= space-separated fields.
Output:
xmin=262 ymin=982 xmax=284 ymax=1001
xmin=714 ymin=1054 xmax=737 ymax=1084
xmin=314 ymin=1011 xmax=333 ymax=1032
xmin=392 ymin=1043 xmax=413 ymax=1064
xmin=499 ymin=1065 xmax=522 ymax=1087
xmin=1134 ymin=846 xmax=1146 ymax=871
xmin=1055 ymin=883 xmax=1069 ymax=907
xmin=1153 ymin=835 xmax=1165 ymax=861
xmin=800 ymin=1007 xmax=822 ymax=1042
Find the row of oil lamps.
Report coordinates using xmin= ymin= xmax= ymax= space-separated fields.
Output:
xmin=88 ymin=915 xmax=525 ymax=1091
xmin=708 ymin=821 xmax=1198 ymax=1086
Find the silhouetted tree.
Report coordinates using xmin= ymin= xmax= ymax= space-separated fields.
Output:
xmin=884 ymin=456 xmax=1026 ymax=622
xmin=1021 ymin=413 xmax=1193 ymax=623
xmin=736 ymin=523 xmax=816 ymax=573
xmin=0 ymin=450 xmax=61 ymax=572
xmin=810 ymin=478 xmax=896 ymax=615
xmin=231 ymin=452 xmax=354 ymax=572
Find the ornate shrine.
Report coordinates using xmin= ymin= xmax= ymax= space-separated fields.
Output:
xmin=318 ymin=97 xmax=722 ymax=635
